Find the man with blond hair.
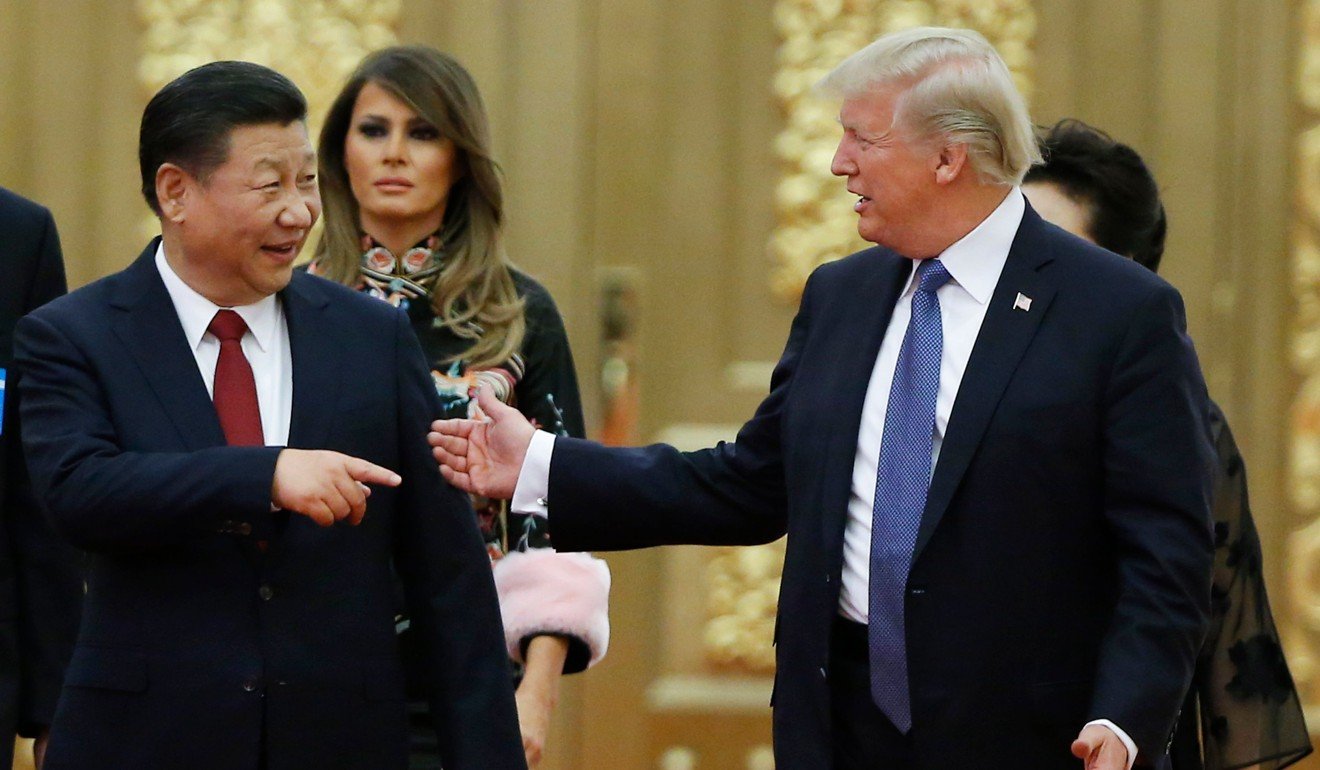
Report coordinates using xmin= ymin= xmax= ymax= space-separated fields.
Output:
xmin=432 ymin=27 xmax=1213 ymax=769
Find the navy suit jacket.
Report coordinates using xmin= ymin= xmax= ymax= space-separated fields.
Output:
xmin=15 ymin=242 xmax=525 ymax=770
xmin=0 ymin=188 xmax=81 ymax=768
xmin=548 ymin=207 xmax=1215 ymax=768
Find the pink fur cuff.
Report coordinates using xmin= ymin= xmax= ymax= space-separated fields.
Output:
xmin=493 ymin=549 xmax=611 ymax=669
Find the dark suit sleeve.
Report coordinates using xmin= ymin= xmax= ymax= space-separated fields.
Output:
xmin=1090 ymin=283 xmax=1215 ymax=757
xmin=14 ymin=311 xmax=281 ymax=553
xmin=387 ymin=309 xmax=524 ymax=770
xmin=547 ymin=271 xmax=818 ymax=552
xmin=6 ymin=208 xmax=80 ymax=734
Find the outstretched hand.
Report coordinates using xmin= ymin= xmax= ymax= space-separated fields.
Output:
xmin=429 ymin=385 xmax=535 ymax=499
xmin=1071 ymin=724 xmax=1129 ymax=770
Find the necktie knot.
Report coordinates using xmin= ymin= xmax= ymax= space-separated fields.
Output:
xmin=916 ymin=259 xmax=952 ymax=294
xmin=209 ymin=309 xmax=249 ymax=343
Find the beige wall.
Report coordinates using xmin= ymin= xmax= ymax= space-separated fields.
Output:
xmin=0 ymin=1 xmax=1307 ymax=768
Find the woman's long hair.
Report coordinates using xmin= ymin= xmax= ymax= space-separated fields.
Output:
xmin=316 ymin=46 xmax=524 ymax=369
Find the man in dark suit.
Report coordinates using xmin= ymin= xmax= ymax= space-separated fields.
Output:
xmin=0 ymin=188 xmax=82 ymax=769
xmin=432 ymin=27 xmax=1215 ymax=770
xmin=14 ymin=62 xmax=525 ymax=770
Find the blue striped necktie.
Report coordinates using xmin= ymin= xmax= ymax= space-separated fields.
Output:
xmin=868 ymin=257 xmax=951 ymax=733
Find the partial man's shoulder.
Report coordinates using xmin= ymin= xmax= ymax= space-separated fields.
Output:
xmin=800 ymin=244 xmax=900 ymax=299
xmin=1036 ymin=220 xmax=1174 ymax=304
xmin=288 ymin=269 xmax=404 ymax=327
xmin=0 ymin=186 xmax=50 ymax=225
xmin=24 ymin=265 xmax=131 ymax=329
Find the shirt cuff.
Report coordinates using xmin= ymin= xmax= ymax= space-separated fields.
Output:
xmin=1084 ymin=719 xmax=1137 ymax=770
xmin=511 ymin=429 xmax=555 ymax=517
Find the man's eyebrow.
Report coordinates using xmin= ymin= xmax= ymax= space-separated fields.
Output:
xmin=251 ymin=151 xmax=316 ymax=170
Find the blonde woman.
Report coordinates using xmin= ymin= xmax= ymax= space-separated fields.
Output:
xmin=312 ymin=46 xmax=609 ymax=768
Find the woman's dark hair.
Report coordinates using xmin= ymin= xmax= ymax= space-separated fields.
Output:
xmin=139 ymin=60 xmax=307 ymax=216
xmin=1024 ymin=119 xmax=1167 ymax=272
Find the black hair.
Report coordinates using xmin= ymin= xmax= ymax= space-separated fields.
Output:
xmin=1024 ymin=119 xmax=1167 ymax=273
xmin=139 ymin=60 xmax=307 ymax=215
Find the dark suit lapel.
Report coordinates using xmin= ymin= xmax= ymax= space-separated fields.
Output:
xmin=110 ymin=240 xmax=226 ymax=450
xmin=819 ymin=253 xmax=912 ymax=551
xmin=282 ymin=272 xmax=340 ymax=450
xmin=264 ymin=273 xmax=340 ymax=558
xmin=911 ymin=209 xmax=1058 ymax=563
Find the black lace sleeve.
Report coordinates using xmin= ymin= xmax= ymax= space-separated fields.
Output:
xmin=1173 ymin=402 xmax=1311 ymax=770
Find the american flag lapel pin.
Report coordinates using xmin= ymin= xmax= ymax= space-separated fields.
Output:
xmin=1013 ymin=292 xmax=1032 ymax=312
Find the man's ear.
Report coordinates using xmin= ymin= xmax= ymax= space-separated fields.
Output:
xmin=155 ymin=163 xmax=191 ymax=223
xmin=934 ymin=142 xmax=969 ymax=185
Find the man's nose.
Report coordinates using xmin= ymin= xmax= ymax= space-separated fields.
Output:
xmin=830 ymin=143 xmax=854 ymax=177
xmin=279 ymin=194 xmax=315 ymax=229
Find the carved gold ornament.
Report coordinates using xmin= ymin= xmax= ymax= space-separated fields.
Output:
xmin=138 ymin=0 xmax=400 ymax=117
xmin=1289 ymin=0 xmax=1320 ymax=714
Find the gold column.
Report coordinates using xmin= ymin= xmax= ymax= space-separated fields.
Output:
xmin=1289 ymin=0 xmax=1320 ymax=724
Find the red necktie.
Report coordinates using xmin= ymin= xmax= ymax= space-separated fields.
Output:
xmin=208 ymin=310 xmax=265 ymax=446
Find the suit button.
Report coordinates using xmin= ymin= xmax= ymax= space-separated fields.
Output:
xmin=824 ymin=573 xmax=830 ymax=584
xmin=238 ymin=522 xmax=252 ymax=536
xmin=819 ymin=667 xmax=827 ymax=679
xmin=258 ymin=585 xmax=274 ymax=601
xmin=242 ymin=679 xmax=259 ymax=692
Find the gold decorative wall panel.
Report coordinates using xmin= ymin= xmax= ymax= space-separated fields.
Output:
xmin=768 ymin=0 xmax=1037 ymax=302
xmin=705 ymin=541 xmax=785 ymax=672
xmin=1289 ymin=0 xmax=1320 ymax=716
xmin=704 ymin=0 xmax=1037 ymax=674
xmin=138 ymin=0 xmax=400 ymax=132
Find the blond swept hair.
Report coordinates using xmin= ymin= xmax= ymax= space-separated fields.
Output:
xmin=817 ymin=27 xmax=1040 ymax=185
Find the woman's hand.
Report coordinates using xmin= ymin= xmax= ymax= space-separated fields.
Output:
xmin=516 ymin=635 xmax=570 ymax=767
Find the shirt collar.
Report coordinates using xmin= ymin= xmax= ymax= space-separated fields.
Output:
xmin=899 ymin=187 xmax=1025 ymax=304
xmin=154 ymin=241 xmax=280 ymax=352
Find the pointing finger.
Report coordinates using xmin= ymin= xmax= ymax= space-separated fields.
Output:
xmin=344 ymin=457 xmax=402 ymax=487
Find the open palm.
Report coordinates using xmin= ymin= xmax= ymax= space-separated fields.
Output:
xmin=430 ymin=386 xmax=535 ymax=499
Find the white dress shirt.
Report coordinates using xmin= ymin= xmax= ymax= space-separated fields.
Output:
xmin=154 ymin=243 xmax=293 ymax=446
xmin=510 ymin=190 xmax=1137 ymax=766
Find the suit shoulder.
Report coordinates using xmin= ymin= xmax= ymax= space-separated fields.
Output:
xmin=0 ymin=187 xmax=51 ymax=228
xmin=804 ymin=245 xmax=898 ymax=292
xmin=23 ymin=268 xmax=124 ymax=329
xmin=288 ymin=271 xmax=405 ymax=327
xmin=1037 ymin=223 xmax=1176 ymax=304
